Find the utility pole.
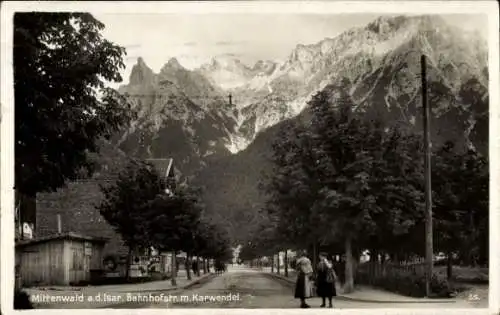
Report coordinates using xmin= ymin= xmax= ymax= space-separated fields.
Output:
xmin=421 ymin=55 xmax=434 ymax=297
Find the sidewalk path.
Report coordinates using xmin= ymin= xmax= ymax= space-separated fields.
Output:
xmin=262 ymin=267 xmax=483 ymax=307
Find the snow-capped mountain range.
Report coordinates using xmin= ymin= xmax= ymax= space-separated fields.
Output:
xmin=114 ymin=14 xmax=488 ymax=179
xmin=198 ymin=55 xmax=277 ymax=91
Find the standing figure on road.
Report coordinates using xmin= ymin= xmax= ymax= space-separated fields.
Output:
xmin=192 ymin=259 xmax=199 ymax=277
xmin=215 ymin=260 xmax=225 ymax=275
xmin=294 ymin=250 xmax=314 ymax=308
xmin=337 ymin=256 xmax=346 ymax=286
xmin=215 ymin=260 xmax=220 ymax=275
xmin=316 ymin=252 xmax=337 ymax=308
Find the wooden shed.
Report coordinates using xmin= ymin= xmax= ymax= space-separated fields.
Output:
xmin=15 ymin=232 xmax=108 ymax=287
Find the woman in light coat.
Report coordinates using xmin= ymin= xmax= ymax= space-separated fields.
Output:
xmin=294 ymin=250 xmax=314 ymax=308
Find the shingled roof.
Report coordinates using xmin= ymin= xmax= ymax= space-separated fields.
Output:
xmin=145 ymin=158 xmax=174 ymax=179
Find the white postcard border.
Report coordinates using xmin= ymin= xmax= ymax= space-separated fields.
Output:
xmin=1 ymin=1 xmax=499 ymax=314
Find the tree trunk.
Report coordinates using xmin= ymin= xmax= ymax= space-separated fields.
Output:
xmin=277 ymin=252 xmax=281 ymax=274
xmin=344 ymin=235 xmax=355 ymax=293
xmin=370 ymin=248 xmax=379 ymax=284
xmin=16 ymin=191 xmax=37 ymax=240
xmin=271 ymin=255 xmax=274 ymax=273
xmin=313 ymin=242 xmax=318 ymax=274
xmin=381 ymin=251 xmax=388 ymax=277
xmin=197 ymin=257 xmax=201 ymax=277
xmin=447 ymin=251 xmax=453 ymax=280
xmin=284 ymin=250 xmax=289 ymax=277
xmin=370 ymin=248 xmax=378 ymax=263
xmin=185 ymin=254 xmax=192 ymax=281
xmin=171 ymin=251 xmax=177 ymax=286
xmin=125 ymin=246 xmax=133 ymax=280
xmin=203 ymin=258 xmax=207 ymax=274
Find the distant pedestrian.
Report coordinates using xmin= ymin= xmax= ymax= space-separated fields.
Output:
xmin=215 ymin=260 xmax=224 ymax=275
xmin=294 ymin=250 xmax=314 ymax=308
xmin=335 ymin=257 xmax=345 ymax=285
xmin=316 ymin=252 xmax=337 ymax=308
xmin=192 ymin=260 xmax=199 ymax=276
xmin=339 ymin=258 xmax=346 ymax=285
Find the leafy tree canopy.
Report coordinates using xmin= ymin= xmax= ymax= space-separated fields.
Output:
xmin=14 ymin=12 xmax=134 ymax=195
xmin=97 ymin=160 xmax=163 ymax=250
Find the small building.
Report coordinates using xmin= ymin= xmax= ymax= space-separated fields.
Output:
xmin=34 ymin=155 xmax=180 ymax=281
xmin=15 ymin=232 xmax=108 ymax=287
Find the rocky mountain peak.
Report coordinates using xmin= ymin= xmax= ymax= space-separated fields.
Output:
xmin=365 ymin=15 xmax=410 ymax=34
xmin=164 ymin=57 xmax=184 ymax=70
xmin=158 ymin=58 xmax=189 ymax=84
xmin=252 ymin=60 xmax=277 ymax=75
xmin=198 ymin=55 xmax=257 ymax=90
xmin=207 ymin=55 xmax=251 ymax=72
xmin=137 ymin=56 xmax=146 ymax=66
xmin=290 ymin=43 xmax=315 ymax=60
xmin=129 ymin=57 xmax=155 ymax=86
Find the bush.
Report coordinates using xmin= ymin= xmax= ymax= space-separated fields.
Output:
xmin=455 ymin=276 xmax=489 ymax=285
xmin=84 ymin=275 xmax=155 ymax=285
xmin=356 ymin=272 xmax=465 ymax=298
xmin=149 ymin=271 xmax=167 ymax=281
xmin=433 ymin=265 xmax=489 ymax=284
xmin=14 ymin=290 xmax=34 ymax=309
xmin=433 ymin=257 xmax=461 ymax=266
xmin=69 ymin=280 xmax=91 ymax=286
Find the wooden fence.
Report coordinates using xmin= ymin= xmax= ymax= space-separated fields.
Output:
xmin=356 ymin=260 xmax=427 ymax=284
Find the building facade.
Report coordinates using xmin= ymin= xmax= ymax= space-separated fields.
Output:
xmin=16 ymin=232 xmax=107 ymax=286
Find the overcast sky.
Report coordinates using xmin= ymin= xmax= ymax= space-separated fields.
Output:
xmin=92 ymin=13 xmax=488 ymax=86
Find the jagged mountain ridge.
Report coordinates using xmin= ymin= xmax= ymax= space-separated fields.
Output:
xmin=115 ymin=58 xmax=237 ymax=177
xmin=114 ymin=15 xmax=488 ymax=242
xmin=198 ymin=54 xmax=278 ymax=91
xmin=222 ymin=15 xmax=487 ymax=148
xmin=118 ymin=15 xmax=487 ymax=165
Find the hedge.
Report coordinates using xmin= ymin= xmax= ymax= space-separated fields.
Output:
xmin=356 ymin=272 xmax=466 ymax=298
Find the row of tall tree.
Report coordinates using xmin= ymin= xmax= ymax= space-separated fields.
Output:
xmin=240 ymin=78 xmax=488 ymax=293
xmin=97 ymin=160 xmax=233 ymax=282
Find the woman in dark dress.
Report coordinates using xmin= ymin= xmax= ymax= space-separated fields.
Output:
xmin=316 ymin=252 xmax=337 ymax=308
